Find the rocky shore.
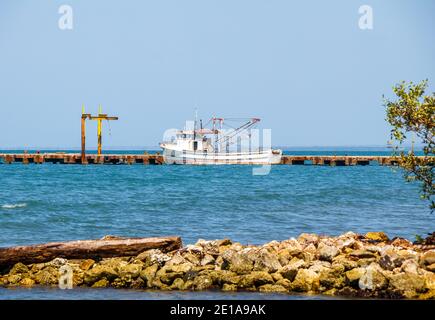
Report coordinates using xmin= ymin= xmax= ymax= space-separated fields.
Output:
xmin=1 ymin=232 xmax=435 ymax=299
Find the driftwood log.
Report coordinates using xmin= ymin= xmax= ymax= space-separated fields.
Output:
xmin=0 ymin=236 xmax=182 ymax=268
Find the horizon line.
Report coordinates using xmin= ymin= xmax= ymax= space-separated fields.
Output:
xmin=0 ymin=144 xmax=423 ymax=151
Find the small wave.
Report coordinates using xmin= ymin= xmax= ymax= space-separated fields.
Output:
xmin=1 ymin=203 xmax=27 ymax=209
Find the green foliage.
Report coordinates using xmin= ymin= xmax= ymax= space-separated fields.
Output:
xmin=383 ymin=80 xmax=435 ymax=211
xmin=414 ymin=234 xmax=424 ymax=244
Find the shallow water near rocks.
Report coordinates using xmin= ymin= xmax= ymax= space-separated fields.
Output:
xmin=0 ymin=286 xmax=336 ymax=300
xmin=1 ymin=149 xmax=434 ymax=299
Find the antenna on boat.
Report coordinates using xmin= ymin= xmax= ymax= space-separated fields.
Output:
xmin=212 ymin=115 xmax=218 ymax=152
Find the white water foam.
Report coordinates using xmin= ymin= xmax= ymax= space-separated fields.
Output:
xmin=1 ymin=203 xmax=27 ymax=209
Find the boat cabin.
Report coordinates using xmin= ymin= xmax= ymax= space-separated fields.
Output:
xmin=173 ymin=130 xmax=213 ymax=152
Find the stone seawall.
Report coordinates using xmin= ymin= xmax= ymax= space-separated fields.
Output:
xmin=1 ymin=232 xmax=434 ymax=299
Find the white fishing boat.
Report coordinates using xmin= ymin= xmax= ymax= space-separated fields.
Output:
xmin=160 ymin=116 xmax=282 ymax=165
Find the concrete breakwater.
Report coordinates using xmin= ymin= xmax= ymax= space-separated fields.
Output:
xmin=1 ymin=232 xmax=434 ymax=299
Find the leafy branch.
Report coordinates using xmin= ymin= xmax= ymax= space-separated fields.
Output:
xmin=383 ymin=80 xmax=435 ymax=211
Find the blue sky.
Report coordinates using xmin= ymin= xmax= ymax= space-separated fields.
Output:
xmin=0 ymin=0 xmax=434 ymax=148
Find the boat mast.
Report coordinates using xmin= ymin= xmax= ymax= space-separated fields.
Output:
xmin=213 ymin=116 xmax=219 ymax=152
xmin=194 ymin=109 xmax=198 ymax=140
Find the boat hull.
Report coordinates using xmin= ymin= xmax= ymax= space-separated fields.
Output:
xmin=161 ymin=148 xmax=282 ymax=165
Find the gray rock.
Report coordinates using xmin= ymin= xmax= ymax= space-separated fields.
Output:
xmin=421 ymin=250 xmax=435 ymax=266
xmin=253 ymin=249 xmax=282 ymax=273
xmin=221 ymin=249 xmax=253 ymax=274
xmin=201 ymin=254 xmax=215 ymax=266
xmin=358 ymin=263 xmax=388 ymax=290
xmin=318 ymin=243 xmax=340 ymax=262
xmin=379 ymin=250 xmax=404 ymax=271
xmin=279 ymin=257 xmax=306 ymax=281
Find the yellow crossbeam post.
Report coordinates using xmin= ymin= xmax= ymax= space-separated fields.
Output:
xmin=97 ymin=105 xmax=103 ymax=155
xmin=80 ymin=105 xmax=118 ymax=163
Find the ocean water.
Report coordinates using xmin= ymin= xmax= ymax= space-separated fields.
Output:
xmin=0 ymin=150 xmax=433 ymax=299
